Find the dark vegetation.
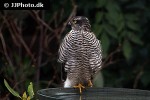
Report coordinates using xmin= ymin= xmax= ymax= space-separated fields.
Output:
xmin=0 ymin=0 xmax=150 ymax=99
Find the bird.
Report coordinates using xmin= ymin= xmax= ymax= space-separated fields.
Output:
xmin=58 ymin=16 xmax=102 ymax=93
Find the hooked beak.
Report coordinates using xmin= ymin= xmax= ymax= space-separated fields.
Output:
xmin=67 ymin=21 xmax=72 ymax=28
xmin=68 ymin=21 xmax=71 ymax=25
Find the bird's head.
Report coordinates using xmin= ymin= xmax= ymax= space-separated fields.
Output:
xmin=68 ymin=16 xmax=91 ymax=31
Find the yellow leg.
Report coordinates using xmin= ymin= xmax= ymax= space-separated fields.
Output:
xmin=88 ymin=80 xmax=93 ymax=87
xmin=73 ymin=83 xmax=85 ymax=94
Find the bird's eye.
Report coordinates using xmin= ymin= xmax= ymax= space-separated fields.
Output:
xmin=73 ymin=20 xmax=77 ymax=24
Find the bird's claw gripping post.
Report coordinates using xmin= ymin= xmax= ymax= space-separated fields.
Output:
xmin=73 ymin=83 xmax=85 ymax=94
xmin=74 ymin=80 xmax=93 ymax=94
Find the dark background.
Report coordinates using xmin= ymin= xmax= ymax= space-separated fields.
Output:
xmin=0 ymin=0 xmax=150 ymax=99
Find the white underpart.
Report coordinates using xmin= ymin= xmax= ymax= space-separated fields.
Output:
xmin=64 ymin=77 xmax=72 ymax=87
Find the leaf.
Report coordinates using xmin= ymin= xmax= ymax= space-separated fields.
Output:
xmin=126 ymin=20 xmax=139 ymax=31
xmin=27 ymin=82 xmax=34 ymax=99
xmin=95 ymin=12 xmax=103 ymax=23
xmin=128 ymin=33 xmax=143 ymax=45
xmin=106 ymin=11 xmax=122 ymax=29
xmin=4 ymin=79 xmax=21 ymax=98
xmin=117 ymin=19 xmax=124 ymax=32
xmin=93 ymin=71 xmax=104 ymax=87
xmin=123 ymin=40 xmax=132 ymax=60
xmin=106 ymin=12 xmax=118 ymax=25
xmin=118 ymin=31 xmax=127 ymax=44
xmin=119 ymin=31 xmax=127 ymax=38
xmin=22 ymin=92 xmax=27 ymax=100
xmin=106 ymin=2 xmax=123 ymax=29
xmin=101 ymin=33 xmax=110 ymax=58
xmin=106 ymin=2 xmax=121 ymax=20
xmin=97 ymin=0 xmax=107 ymax=8
xmin=125 ymin=14 xmax=139 ymax=22
xmin=106 ymin=1 xmax=121 ymax=12
xmin=103 ymin=24 xmax=118 ymax=38
xmin=93 ymin=24 xmax=103 ymax=36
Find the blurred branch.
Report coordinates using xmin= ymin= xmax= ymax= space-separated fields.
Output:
xmin=0 ymin=31 xmax=19 ymax=91
xmin=133 ymin=61 xmax=148 ymax=88
xmin=43 ymin=12 xmax=57 ymax=35
xmin=2 ymin=15 xmax=35 ymax=62
xmin=11 ymin=21 xmax=35 ymax=61
xmin=47 ymin=66 xmax=58 ymax=88
xmin=28 ymin=10 xmax=60 ymax=49
xmin=2 ymin=16 xmax=20 ymax=47
xmin=36 ymin=10 xmax=44 ymax=89
xmin=59 ymin=0 xmax=77 ymax=34
xmin=30 ymin=31 xmax=38 ymax=48
xmin=28 ymin=10 xmax=55 ymax=33
xmin=102 ymin=46 xmax=121 ymax=68
xmin=47 ymin=74 xmax=57 ymax=88
xmin=133 ymin=70 xmax=143 ymax=89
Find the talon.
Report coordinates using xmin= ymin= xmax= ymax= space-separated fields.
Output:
xmin=73 ymin=83 xmax=85 ymax=94
xmin=88 ymin=80 xmax=93 ymax=87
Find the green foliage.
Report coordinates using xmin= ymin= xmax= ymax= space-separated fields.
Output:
xmin=101 ymin=33 xmax=110 ymax=58
xmin=93 ymin=0 xmax=143 ymax=61
xmin=93 ymin=71 xmax=104 ymax=87
xmin=127 ymin=32 xmax=143 ymax=45
xmin=4 ymin=79 xmax=22 ymax=99
xmin=104 ymin=24 xmax=118 ymax=39
xmin=95 ymin=12 xmax=103 ymax=23
xmin=27 ymin=82 xmax=34 ymax=99
xmin=1 ymin=0 xmax=150 ymax=99
xmin=4 ymin=79 xmax=34 ymax=100
xmin=97 ymin=0 xmax=107 ymax=8
xmin=92 ymin=0 xmax=149 ymax=89
xmin=123 ymin=40 xmax=132 ymax=60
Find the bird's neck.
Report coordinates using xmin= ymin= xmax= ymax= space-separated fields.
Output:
xmin=71 ymin=28 xmax=91 ymax=33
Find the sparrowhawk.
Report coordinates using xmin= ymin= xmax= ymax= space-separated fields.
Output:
xmin=58 ymin=16 xmax=102 ymax=93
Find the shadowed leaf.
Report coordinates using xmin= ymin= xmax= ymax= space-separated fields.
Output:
xmin=93 ymin=24 xmax=103 ymax=36
xmin=95 ymin=12 xmax=103 ymax=23
xmin=128 ymin=33 xmax=143 ymax=45
xmin=126 ymin=21 xmax=139 ymax=31
xmin=104 ymin=24 xmax=118 ymax=38
xmin=97 ymin=0 xmax=107 ymax=8
xmin=101 ymin=33 xmax=110 ymax=58
xmin=4 ymin=79 xmax=21 ymax=99
xmin=123 ymin=40 xmax=132 ymax=60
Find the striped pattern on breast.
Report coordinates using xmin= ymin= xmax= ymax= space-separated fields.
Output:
xmin=58 ymin=29 xmax=102 ymax=83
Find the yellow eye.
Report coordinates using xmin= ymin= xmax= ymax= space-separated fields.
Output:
xmin=73 ymin=20 xmax=77 ymax=24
